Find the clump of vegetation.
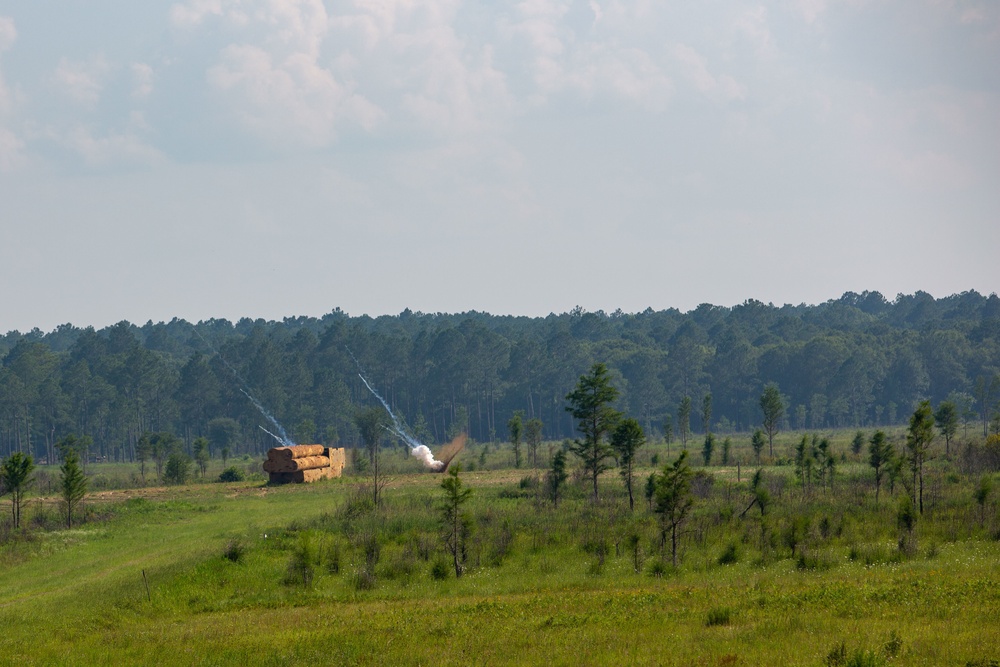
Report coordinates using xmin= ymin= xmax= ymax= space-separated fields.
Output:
xmin=163 ymin=453 xmax=191 ymax=486
xmin=223 ymin=537 xmax=246 ymax=563
xmin=285 ymin=531 xmax=318 ymax=588
xmin=218 ymin=466 xmax=246 ymax=483
xmin=826 ymin=631 xmax=902 ymax=667
xmin=321 ymin=536 xmax=341 ymax=575
xmin=430 ymin=558 xmax=450 ymax=580
xmin=352 ymin=529 xmax=380 ymax=591
xmin=718 ymin=541 xmax=740 ymax=565
xmin=706 ymin=607 xmax=732 ymax=627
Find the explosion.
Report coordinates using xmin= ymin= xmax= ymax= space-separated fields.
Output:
xmin=356 ymin=371 xmax=462 ymax=471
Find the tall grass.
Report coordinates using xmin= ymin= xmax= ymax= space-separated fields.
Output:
xmin=1 ymin=432 xmax=998 ymax=665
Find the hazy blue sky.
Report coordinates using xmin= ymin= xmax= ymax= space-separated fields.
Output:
xmin=1 ymin=1 xmax=997 ymax=332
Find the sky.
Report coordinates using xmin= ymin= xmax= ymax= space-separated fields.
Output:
xmin=0 ymin=0 xmax=998 ymax=333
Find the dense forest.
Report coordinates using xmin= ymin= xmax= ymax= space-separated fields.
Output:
xmin=1 ymin=290 xmax=998 ymax=464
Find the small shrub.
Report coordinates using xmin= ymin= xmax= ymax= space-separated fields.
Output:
xmin=826 ymin=645 xmax=887 ymax=667
xmin=223 ymin=538 xmax=246 ymax=563
xmin=706 ymin=607 xmax=732 ymax=627
xmin=487 ymin=519 xmax=515 ymax=566
xmin=826 ymin=633 xmax=900 ymax=667
xmin=847 ymin=651 xmax=886 ymax=667
xmin=353 ymin=568 xmax=377 ymax=590
xmin=518 ymin=475 xmax=538 ymax=490
xmin=285 ymin=531 xmax=318 ymax=588
xmin=628 ymin=533 xmax=644 ymax=573
xmin=431 ymin=558 xmax=450 ymax=580
xmin=718 ymin=542 xmax=740 ymax=565
xmin=796 ymin=549 xmax=833 ymax=571
xmin=691 ymin=470 xmax=715 ymax=498
xmin=322 ymin=537 xmax=341 ymax=574
xmin=848 ymin=543 xmax=901 ymax=566
xmin=826 ymin=641 xmax=847 ymax=666
xmin=382 ymin=550 xmax=417 ymax=581
xmin=163 ymin=453 xmax=192 ymax=485
xmin=340 ymin=487 xmax=376 ymax=520
xmin=218 ymin=466 xmax=246 ymax=483
xmin=587 ymin=539 xmax=608 ymax=575
xmin=647 ymin=560 xmax=669 ymax=578
xmin=883 ymin=630 xmax=902 ymax=658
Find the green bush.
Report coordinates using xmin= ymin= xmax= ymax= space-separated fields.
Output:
xmin=163 ymin=453 xmax=191 ymax=485
xmin=223 ymin=538 xmax=246 ymax=563
xmin=285 ymin=531 xmax=318 ymax=588
xmin=431 ymin=558 xmax=450 ymax=580
xmin=647 ymin=560 xmax=669 ymax=578
xmin=706 ymin=607 xmax=732 ymax=626
xmin=718 ymin=542 xmax=741 ymax=565
xmin=218 ymin=466 xmax=246 ymax=483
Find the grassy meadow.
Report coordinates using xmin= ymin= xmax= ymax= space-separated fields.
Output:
xmin=2 ymin=430 xmax=999 ymax=666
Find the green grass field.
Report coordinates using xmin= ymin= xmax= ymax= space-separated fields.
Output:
xmin=2 ymin=433 xmax=999 ymax=666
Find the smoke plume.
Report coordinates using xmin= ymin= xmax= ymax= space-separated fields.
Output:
xmin=355 ymin=371 xmax=450 ymax=471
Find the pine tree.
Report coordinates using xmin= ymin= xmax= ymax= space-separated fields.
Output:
xmin=439 ymin=466 xmax=473 ymax=577
xmin=906 ymin=401 xmax=935 ymax=514
xmin=760 ymin=384 xmax=784 ymax=458
xmin=1 ymin=452 xmax=35 ymax=529
xmin=868 ymin=430 xmax=893 ymax=505
xmin=565 ymin=363 xmax=621 ymax=501
xmin=653 ymin=450 xmax=694 ymax=568
xmin=611 ymin=418 xmax=645 ymax=511
xmin=61 ymin=449 xmax=88 ymax=529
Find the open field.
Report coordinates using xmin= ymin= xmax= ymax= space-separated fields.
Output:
xmin=2 ymin=432 xmax=1000 ymax=666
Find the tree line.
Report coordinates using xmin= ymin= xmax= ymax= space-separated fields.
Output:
xmin=0 ymin=290 xmax=998 ymax=463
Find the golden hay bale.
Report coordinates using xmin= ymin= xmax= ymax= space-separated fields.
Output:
xmin=268 ymin=467 xmax=338 ymax=484
xmin=262 ymin=456 xmax=330 ymax=473
xmin=326 ymin=448 xmax=347 ymax=475
xmin=267 ymin=445 xmax=325 ymax=460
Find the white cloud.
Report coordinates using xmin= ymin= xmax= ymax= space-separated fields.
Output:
xmin=871 ymin=147 xmax=972 ymax=189
xmin=53 ymin=56 xmax=109 ymax=108
xmin=0 ymin=126 xmax=22 ymax=171
xmin=0 ymin=15 xmax=15 ymax=52
xmin=0 ymin=15 xmax=19 ymax=170
xmin=0 ymin=16 xmax=16 ymax=112
xmin=735 ymin=6 xmax=777 ymax=59
xmin=674 ymin=43 xmax=745 ymax=102
xmin=170 ymin=0 xmax=228 ymax=28
xmin=589 ymin=1 xmax=603 ymax=27
xmin=207 ymin=43 xmax=382 ymax=147
xmin=131 ymin=63 xmax=154 ymax=98
xmin=504 ymin=0 xmax=670 ymax=107
xmin=64 ymin=125 xmax=162 ymax=166
xmin=794 ymin=0 xmax=827 ymax=24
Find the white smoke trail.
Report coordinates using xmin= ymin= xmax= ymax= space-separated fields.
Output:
xmin=355 ymin=372 xmax=445 ymax=470
xmin=259 ymin=425 xmax=288 ymax=447
xmin=240 ymin=390 xmax=295 ymax=447
xmin=188 ymin=322 xmax=297 ymax=448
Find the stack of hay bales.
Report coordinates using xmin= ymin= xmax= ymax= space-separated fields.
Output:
xmin=263 ymin=445 xmax=346 ymax=484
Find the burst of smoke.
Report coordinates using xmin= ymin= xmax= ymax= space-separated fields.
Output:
xmin=355 ymin=372 xmax=446 ymax=470
xmin=411 ymin=445 xmax=446 ymax=472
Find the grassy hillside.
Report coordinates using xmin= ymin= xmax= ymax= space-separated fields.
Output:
xmin=2 ymin=433 xmax=999 ymax=666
